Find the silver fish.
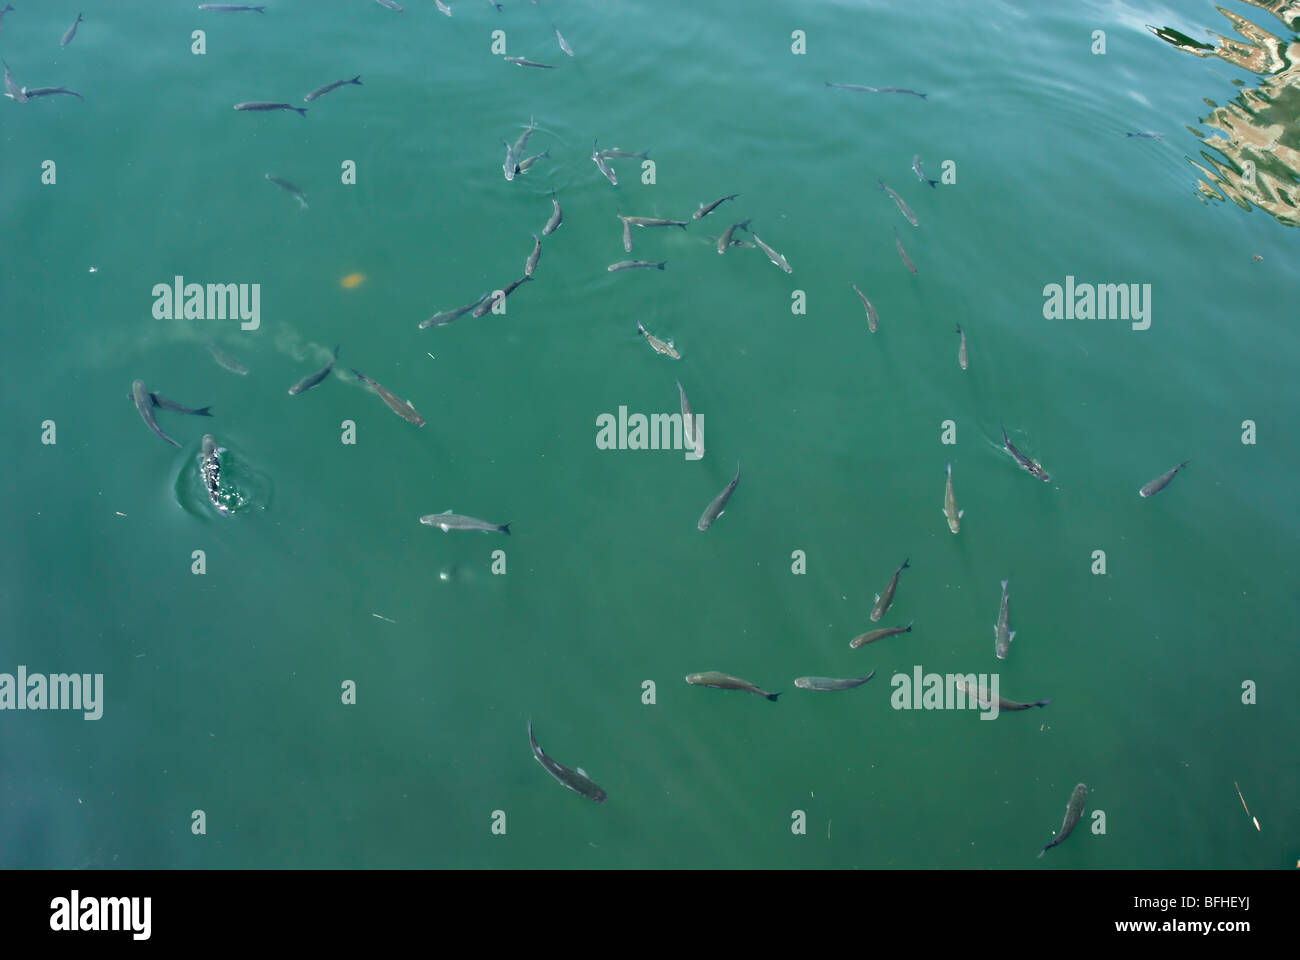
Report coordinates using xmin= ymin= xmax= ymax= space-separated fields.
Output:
xmin=825 ymin=81 xmax=927 ymax=99
xmin=512 ymin=116 xmax=537 ymax=159
xmin=502 ymin=139 xmax=518 ymax=181
xmin=555 ymin=27 xmax=574 ymax=57
xmin=751 ymin=234 xmax=792 ymax=273
xmin=352 ymin=369 xmax=424 ymax=426
xmin=849 ymin=622 xmax=912 ymax=649
xmin=1039 ymin=784 xmax=1088 ymax=857
xmin=954 ymin=677 xmax=1052 ymax=712
xmin=20 ymin=86 xmax=83 ymax=100
xmin=956 ymin=324 xmax=968 ymax=370
xmin=677 ymin=380 xmax=702 ymax=457
xmin=894 ymin=228 xmax=918 ymax=274
xmin=436 ymin=0 xmax=452 ymax=14
xmin=419 ymin=510 xmax=510 ymax=535
xmin=266 ymin=173 xmax=308 ymax=209
xmin=592 ymin=140 xmax=618 ymax=185
xmin=234 ymin=102 xmax=307 ymax=116
xmin=944 ymin=462 xmax=962 ymax=533
xmin=794 ymin=672 xmax=876 ymax=692
xmin=912 ymin=154 xmax=938 ymax=188
xmin=198 ymin=4 xmax=266 ymax=10
xmin=1139 ymin=460 xmax=1189 ymax=498
xmin=618 ymin=215 xmax=633 ymax=253
xmin=1126 ymin=131 xmax=1163 ymax=139
xmin=528 ymin=720 xmax=606 ymax=803
xmin=4 ymin=59 xmax=27 ymax=103
xmin=504 ymin=56 xmax=555 ymax=69
xmin=1001 ymin=426 xmax=1050 ymax=482
xmin=131 ymin=380 xmax=183 ymax=448
xmin=525 ymin=233 xmax=542 ymax=278
xmin=879 ymin=181 xmax=918 ymax=226
xmin=716 ymin=218 xmax=750 ymax=254
xmin=623 ymin=216 xmax=688 ymax=229
xmin=206 ymin=343 xmax=248 ymax=375
xmin=516 ymin=149 xmax=549 ymax=173
xmin=61 ymin=12 xmax=83 ymax=47
xmin=597 ymin=148 xmax=649 ymax=160
xmin=994 ymin=578 xmax=1014 ymax=660
xmin=199 ymin=434 xmax=230 ymax=516
xmin=304 ymin=75 xmax=361 ymax=102
xmin=374 ymin=0 xmax=405 ymax=10
xmin=637 ymin=322 xmax=679 ymax=359
xmin=870 ymin=559 xmax=909 ymax=622
xmin=698 ymin=463 xmax=740 ymax=530
xmin=288 ymin=345 xmax=339 ymax=395
xmin=685 ymin=671 xmax=778 ymax=701
xmin=851 ymin=283 xmax=879 ymax=333
xmin=421 ymin=294 xmax=489 ymax=329
xmin=694 ymin=193 xmax=738 ymax=220
xmin=608 ymin=260 xmax=665 ymax=272
xmin=542 ymin=189 xmax=563 ymax=235
xmin=147 ymin=391 xmax=214 ymax=418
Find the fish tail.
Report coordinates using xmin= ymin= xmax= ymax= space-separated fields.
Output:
xmin=332 ymin=344 xmax=341 ymax=359
xmin=738 ymin=219 xmax=751 ymax=231
xmin=193 ymin=406 xmax=214 ymax=417
xmin=294 ymin=106 xmax=307 ymax=116
xmin=766 ymin=692 xmax=781 ymax=702
xmin=656 ymin=261 xmax=666 ymax=270
xmin=877 ymin=180 xmax=886 ymax=191
xmin=351 ymin=368 xmax=369 ymax=383
xmin=904 ymin=621 xmax=914 ymax=632
xmin=1037 ymin=847 xmax=1047 ymax=858
xmin=498 ymin=523 xmax=511 ymax=535
xmin=902 ymin=558 xmax=910 ymax=569
xmin=1034 ymin=699 xmax=1054 ymax=708
xmin=351 ymin=75 xmax=362 ymax=85
xmin=955 ymin=324 xmax=962 ymax=334
xmin=1001 ymin=424 xmax=1010 ymax=445
xmin=919 ymin=93 xmax=928 ymax=100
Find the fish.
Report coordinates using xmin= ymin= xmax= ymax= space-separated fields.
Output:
xmin=525 ymin=233 xmax=542 ymax=278
xmin=618 ymin=215 xmax=633 ymax=253
xmin=512 ymin=116 xmax=537 ymax=159
xmin=198 ymin=4 xmax=266 ymax=10
xmin=794 ymin=672 xmax=876 ymax=692
xmin=61 ymin=12 xmax=83 ymax=47
xmin=421 ymin=294 xmax=490 ymax=329
xmin=956 ymin=324 xmax=968 ymax=370
xmin=716 ymin=219 xmax=750 ymax=254
xmin=20 ymin=86 xmax=84 ymax=100
xmin=436 ymin=0 xmax=451 ymax=14
xmin=825 ymin=81 xmax=927 ymax=99
xmin=485 ymin=0 xmax=502 ymax=9
xmin=879 ymin=181 xmax=918 ymax=227
xmin=623 ymin=216 xmax=688 ymax=229
xmin=597 ymin=148 xmax=650 ymax=160
xmin=994 ymin=578 xmax=1014 ymax=660
xmin=912 ymin=154 xmax=938 ymax=188
xmin=751 ymin=234 xmax=792 ymax=273
xmin=206 ymin=343 xmax=248 ymax=375
xmin=288 ymin=345 xmax=339 ymax=395
xmin=472 ymin=277 xmax=530 ymax=317
xmin=608 ymin=260 xmax=665 ymax=271
xmin=502 ymin=139 xmax=518 ymax=181
xmin=694 ymin=194 xmax=738 ymax=220
xmin=685 ymin=671 xmax=778 ymax=701
xmin=592 ymin=140 xmax=618 ymax=185
xmin=265 ymin=173 xmax=308 ymax=209
xmin=352 ymin=368 xmax=425 ymax=426
xmin=849 ymin=622 xmax=913 ymax=648
xmin=851 ymin=283 xmax=879 ymax=333
xmin=677 ymin=380 xmax=702 ymax=457
xmin=504 ymin=56 xmax=555 ymax=69
xmin=3 ymin=60 xmax=27 ymax=103
xmin=944 ymin=462 xmax=963 ymax=533
xmin=954 ymin=677 xmax=1052 ymax=712
xmin=636 ymin=321 xmax=679 ymax=359
xmin=516 ymin=149 xmax=549 ymax=173
xmin=1001 ymin=426 xmax=1050 ymax=482
xmin=147 ymin=392 xmax=214 ymax=417
xmin=304 ymin=75 xmax=361 ymax=102
xmin=555 ymin=27 xmax=574 ymax=57
xmin=199 ymin=435 xmax=230 ymax=516
xmin=419 ymin=510 xmax=511 ymax=535
xmin=498 ymin=275 xmax=532 ymax=301
xmin=528 ymin=720 xmax=606 ymax=803
xmin=542 ymin=189 xmax=563 ymax=235
xmin=1039 ymin=784 xmax=1088 ymax=857
xmin=1139 ymin=460 xmax=1189 ymax=498
xmin=234 ymin=102 xmax=308 ymax=116
xmin=1126 ymin=131 xmax=1163 ymax=139
xmin=131 ymin=380 xmax=182 ymax=448
xmin=895 ymin=228 xmax=918 ymax=274
xmin=870 ymin=559 xmax=909 ymax=622
xmin=374 ymin=0 xmax=405 ymax=10
xmin=698 ymin=463 xmax=740 ymax=530
xmin=0 ymin=5 xmax=12 ymax=32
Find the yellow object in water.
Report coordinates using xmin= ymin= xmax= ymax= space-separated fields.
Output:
xmin=341 ymin=273 xmax=365 ymax=289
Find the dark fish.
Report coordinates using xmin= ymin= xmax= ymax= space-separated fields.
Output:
xmin=198 ymin=4 xmax=266 ymax=10
xmin=870 ymin=558 xmax=909 ymax=622
xmin=794 ymin=671 xmax=876 ymax=691
xmin=21 ymin=86 xmax=83 ymax=100
xmin=61 ymin=12 xmax=83 ymax=47
xmin=849 ymin=621 xmax=912 ymax=648
xmin=499 ymin=275 xmax=532 ymax=300
xmin=1039 ymin=784 xmax=1088 ymax=857
xmin=516 ymin=149 xmax=549 ymax=173
xmin=879 ymin=181 xmax=918 ymax=226
xmin=694 ymin=193 xmax=738 ymax=220
xmin=698 ymin=463 xmax=740 ymax=530
xmin=472 ymin=277 xmax=531 ymax=317
xmin=592 ymin=140 xmax=618 ymax=185
xmin=851 ymin=283 xmax=879 ymax=333
xmin=912 ymin=154 xmax=938 ymax=188
xmin=3 ymin=59 xmax=27 ymax=103
xmin=512 ymin=116 xmax=537 ymax=159
xmin=206 ymin=343 xmax=249 ymax=375
xmin=199 ymin=435 xmax=230 ymax=516
xmin=304 ymin=75 xmax=361 ymax=102
xmin=528 ymin=720 xmax=607 ymax=803
xmin=685 ymin=671 xmax=778 ymax=701
xmin=623 ymin=216 xmax=688 ymax=229
xmin=352 ymin=368 xmax=425 ymax=426
xmin=234 ymin=102 xmax=307 ymax=116
xmin=0 ymin=5 xmax=12 ymax=32
xmin=131 ymin=380 xmax=180 ymax=448
xmin=419 ymin=510 xmax=511 ymax=535
xmin=825 ymin=81 xmax=927 ymax=99
xmin=608 ymin=260 xmax=665 ymax=271
xmin=265 ymin=173 xmax=308 ymax=209
xmin=1139 ymin=460 xmax=1189 ymax=498
xmin=421 ymin=294 xmax=490 ymax=329
xmin=894 ymin=228 xmax=917 ymax=274
xmin=525 ymin=233 xmax=542 ymax=278
xmin=504 ymin=56 xmax=555 ymax=69
xmin=542 ymin=189 xmax=563 ymax=235
xmin=1001 ymin=426 xmax=1050 ymax=482
xmin=954 ymin=678 xmax=1052 ymax=712
xmin=288 ymin=345 xmax=339 ymax=395
xmin=717 ymin=218 xmax=750 ymax=254
xmin=1126 ymin=131 xmax=1163 ymax=139
xmin=148 ymin=392 xmax=213 ymax=417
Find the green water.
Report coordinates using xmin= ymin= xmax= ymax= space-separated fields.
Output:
xmin=1 ymin=0 xmax=1296 ymax=869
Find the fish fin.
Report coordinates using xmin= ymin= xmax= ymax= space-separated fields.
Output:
xmin=1037 ymin=848 xmax=1047 ymax=858
xmin=577 ymin=767 xmax=588 ymax=777
xmin=193 ymin=407 xmax=214 ymax=417
xmin=441 ymin=509 xmax=453 ymax=514
xmin=874 ymin=594 xmax=881 ymax=604
xmin=766 ymin=692 xmax=781 ymax=702
xmin=352 ymin=75 xmax=362 ymax=84
xmin=149 ymin=392 xmax=162 ymax=407
xmin=1010 ymin=631 xmax=1016 ymax=642
xmin=498 ymin=523 xmax=511 ymax=535
xmin=1035 ymin=699 xmax=1053 ymax=708
xmin=958 ymin=509 xmax=964 ymax=518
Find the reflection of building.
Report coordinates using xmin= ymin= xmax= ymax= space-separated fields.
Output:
xmin=1148 ymin=3 xmax=1300 ymax=226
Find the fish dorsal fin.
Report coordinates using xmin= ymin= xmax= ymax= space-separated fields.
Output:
xmin=442 ymin=509 xmax=453 ymax=515
xmin=577 ymin=767 xmax=588 ymax=778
